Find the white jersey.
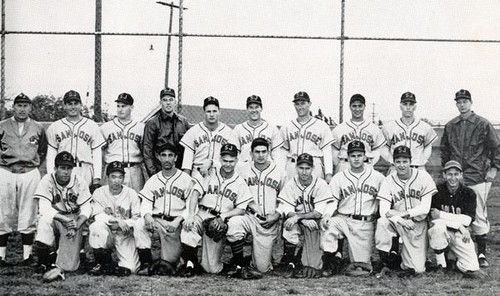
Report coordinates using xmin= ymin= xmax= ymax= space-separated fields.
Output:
xmin=332 ymin=119 xmax=386 ymax=160
xmin=281 ymin=117 xmax=334 ymax=158
xmin=100 ymin=118 xmax=145 ymax=164
xmin=92 ymin=185 xmax=141 ymax=222
xmin=382 ymin=118 xmax=437 ymax=166
xmin=232 ymin=120 xmax=284 ymax=162
xmin=180 ymin=122 xmax=238 ymax=170
xmin=328 ymin=167 xmax=385 ymax=216
xmin=139 ymin=169 xmax=194 ymax=218
xmin=193 ymin=167 xmax=252 ymax=213
xmin=239 ymin=161 xmax=286 ymax=215
xmin=278 ymin=176 xmax=333 ymax=215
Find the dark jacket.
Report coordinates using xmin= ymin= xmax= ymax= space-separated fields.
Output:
xmin=432 ymin=182 xmax=476 ymax=223
xmin=143 ymin=110 xmax=190 ymax=176
xmin=440 ymin=112 xmax=500 ymax=186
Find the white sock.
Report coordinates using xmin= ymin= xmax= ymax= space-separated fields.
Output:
xmin=23 ymin=245 xmax=33 ymax=260
xmin=435 ymin=253 xmax=447 ymax=268
xmin=186 ymin=260 xmax=194 ymax=268
xmin=0 ymin=246 xmax=6 ymax=258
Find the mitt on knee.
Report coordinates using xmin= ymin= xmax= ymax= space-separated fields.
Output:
xmin=202 ymin=216 xmax=228 ymax=242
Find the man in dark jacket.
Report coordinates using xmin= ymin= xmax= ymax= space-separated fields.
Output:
xmin=143 ymin=88 xmax=190 ymax=176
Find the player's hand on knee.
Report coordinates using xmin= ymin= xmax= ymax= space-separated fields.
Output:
xmin=64 ymin=218 xmax=77 ymax=230
xmin=144 ymin=214 xmax=155 ymax=231
xmin=66 ymin=228 xmax=77 ymax=239
xmin=284 ymin=216 xmax=299 ymax=231
xmin=429 ymin=208 xmax=440 ymax=220
xmin=183 ymin=216 xmax=195 ymax=231
xmin=320 ymin=217 xmax=330 ymax=231
xmin=458 ymin=225 xmax=471 ymax=243
xmin=301 ymin=219 xmax=319 ymax=231
xmin=118 ymin=219 xmax=131 ymax=236
xmin=198 ymin=159 xmax=213 ymax=177
xmin=397 ymin=219 xmax=415 ymax=230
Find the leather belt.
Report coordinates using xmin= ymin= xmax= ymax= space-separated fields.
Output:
xmin=246 ymin=207 xmax=266 ymax=221
xmin=152 ymin=213 xmax=176 ymax=221
xmin=0 ymin=165 xmax=37 ymax=174
xmin=199 ymin=205 xmax=220 ymax=216
xmin=344 ymin=214 xmax=376 ymax=222
xmin=123 ymin=162 xmax=141 ymax=168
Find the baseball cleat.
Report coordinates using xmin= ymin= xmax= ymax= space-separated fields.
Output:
xmin=42 ymin=266 xmax=65 ymax=283
xmin=0 ymin=257 xmax=7 ymax=267
xmin=21 ymin=255 xmax=37 ymax=267
xmin=478 ymin=254 xmax=489 ymax=268
xmin=375 ymin=266 xmax=390 ymax=279
xmin=227 ymin=265 xmax=242 ymax=278
xmin=113 ymin=266 xmax=132 ymax=277
xmin=463 ymin=269 xmax=489 ymax=280
xmin=137 ymin=263 xmax=152 ymax=276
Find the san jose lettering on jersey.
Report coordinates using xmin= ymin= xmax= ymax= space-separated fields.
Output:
xmin=340 ymin=132 xmax=373 ymax=147
xmin=246 ymin=176 xmax=280 ymax=191
xmin=287 ymin=130 xmax=322 ymax=146
xmin=341 ymin=184 xmax=378 ymax=199
xmin=105 ymin=131 xmax=142 ymax=145
xmin=150 ymin=186 xmax=188 ymax=201
xmin=55 ymin=129 xmax=94 ymax=146
xmin=206 ymin=184 xmax=238 ymax=202
xmin=389 ymin=132 xmax=425 ymax=146
xmin=194 ymin=133 xmax=228 ymax=148
xmin=104 ymin=206 xmax=132 ymax=219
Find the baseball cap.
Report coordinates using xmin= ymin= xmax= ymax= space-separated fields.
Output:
xmin=156 ymin=142 xmax=178 ymax=155
xmin=251 ymin=137 xmax=270 ymax=151
xmin=220 ymin=143 xmax=238 ymax=157
xmin=455 ymin=89 xmax=471 ymax=101
xmin=106 ymin=161 xmax=126 ymax=176
xmin=246 ymin=95 xmax=262 ymax=108
xmin=400 ymin=92 xmax=416 ymax=104
xmin=13 ymin=93 xmax=31 ymax=104
xmin=203 ymin=96 xmax=220 ymax=109
xmin=115 ymin=93 xmax=134 ymax=105
xmin=293 ymin=91 xmax=310 ymax=103
xmin=63 ymin=90 xmax=82 ymax=104
xmin=443 ymin=160 xmax=462 ymax=172
xmin=297 ymin=153 xmax=314 ymax=166
xmin=393 ymin=146 xmax=412 ymax=160
xmin=55 ymin=151 xmax=75 ymax=167
xmin=349 ymin=94 xmax=366 ymax=105
xmin=160 ymin=87 xmax=176 ymax=98
xmin=347 ymin=140 xmax=366 ymax=154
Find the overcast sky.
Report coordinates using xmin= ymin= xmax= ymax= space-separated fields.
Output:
xmin=3 ymin=0 xmax=500 ymax=125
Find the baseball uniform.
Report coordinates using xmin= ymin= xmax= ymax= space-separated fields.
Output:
xmin=89 ymin=185 xmax=141 ymax=273
xmin=232 ymin=120 xmax=284 ymax=164
xmin=101 ymin=118 xmax=145 ymax=191
xmin=34 ymin=172 xmax=92 ymax=271
xmin=332 ymin=119 xmax=386 ymax=172
xmin=281 ymin=117 xmax=334 ymax=179
xmin=46 ymin=117 xmax=106 ymax=184
xmin=135 ymin=169 xmax=194 ymax=264
xmin=226 ymin=161 xmax=286 ymax=273
xmin=180 ymin=122 xmax=238 ymax=173
xmin=375 ymin=168 xmax=437 ymax=273
xmin=180 ymin=166 xmax=252 ymax=273
xmin=320 ymin=167 xmax=385 ymax=265
xmin=278 ymin=176 xmax=334 ymax=270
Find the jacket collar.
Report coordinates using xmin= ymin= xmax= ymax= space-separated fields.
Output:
xmin=159 ymin=110 xmax=178 ymax=121
xmin=452 ymin=111 xmax=477 ymax=124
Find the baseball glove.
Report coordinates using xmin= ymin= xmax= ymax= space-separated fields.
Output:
xmin=42 ymin=266 xmax=65 ymax=283
xmin=240 ymin=266 xmax=263 ymax=280
xmin=89 ymin=183 xmax=102 ymax=194
xmin=345 ymin=262 xmax=372 ymax=277
xmin=203 ymin=216 xmax=228 ymax=242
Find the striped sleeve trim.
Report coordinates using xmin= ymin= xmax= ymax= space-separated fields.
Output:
xmin=314 ymin=196 xmax=334 ymax=204
xmin=235 ymin=197 xmax=253 ymax=207
xmin=34 ymin=194 xmax=51 ymax=202
xmin=179 ymin=139 xmax=194 ymax=151
xmin=424 ymin=134 xmax=438 ymax=148
xmin=372 ymin=140 xmax=387 ymax=150
xmin=78 ymin=195 xmax=93 ymax=206
xmin=277 ymin=197 xmax=295 ymax=207
xmin=319 ymin=138 xmax=335 ymax=150
xmin=377 ymin=195 xmax=391 ymax=203
xmin=139 ymin=193 xmax=154 ymax=203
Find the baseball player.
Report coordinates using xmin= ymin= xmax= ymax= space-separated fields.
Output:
xmin=100 ymin=93 xmax=145 ymax=192
xmin=46 ymin=90 xmax=106 ymax=189
xmin=180 ymin=96 xmax=238 ymax=177
xmin=428 ymin=160 xmax=486 ymax=279
xmin=332 ymin=94 xmax=386 ymax=173
xmin=32 ymin=152 xmax=92 ymax=282
xmin=280 ymin=91 xmax=334 ymax=182
xmin=180 ymin=143 xmax=252 ymax=276
xmin=440 ymin=89 xmax=500 ymax=268
xmin=134 ymin=143 xmax=194 ymax=276
xmin=143 ymin=87 xmax=190 ymax=175
xmin=226 ymin=137 xmax=285 ymax=277
xmin=232 ymin=95 xmax=284 ymax=171
xmin=88 ymin=161 xmax=141 ymax=276
xmin=277 ymin=153 xmax=334 ymax=278
xmin=320 ymin=140 xmax=385 ymax=277
xmin=381 ymin=92 xmax=437 ymax=171
xmin=375 ymin=146 xmax=437 ymax=275
xmin=0 ymin=93 xmax=48 ymax=267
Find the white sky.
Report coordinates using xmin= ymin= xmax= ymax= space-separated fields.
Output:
xmin=3 ymin=0 xmax=500 ymax=125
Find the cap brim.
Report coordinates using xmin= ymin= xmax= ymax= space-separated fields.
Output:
xmin=115 ymin=99 xmax=132 ymax=105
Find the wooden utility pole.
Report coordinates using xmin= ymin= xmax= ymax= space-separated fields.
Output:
xmin=94 ymin=0 xmax=102 ymax=121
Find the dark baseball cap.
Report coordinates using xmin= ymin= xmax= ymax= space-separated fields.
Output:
xmin=349 ymin=94 xmax=365 ymax=105
xmin=55 ymin=151 xmax=75 ymax=167
xmin=293 ymin=91 xmax=310 ymax=103
xmin=347 ymin=140 xmax=366 ymax=154
xmin=251 ymin=137 xmax=270 ymax=151
xmin=297 ymin=153 xmax=314 ymax=166
xmin=400 ymin=92 xmax=416 ymax=104
xmin=106 ymin=161 xmax=126 ymax=176
xmin=160 ymin=87 xmax=176 ymax=98
xmin=393 ymin=145 xmax=412 ymax=160
xmin=13 ymin=93 xmax=31 ymax=104
xmin=63 ymin=90 xmax=82 ymax=104
xmin=246 ymin=95 xmax=262 ymax=108
xmin=115 ymin=93 xmax=134 ymax=105
xmin=203 ymin=96 xmax=220 ymax=109
xmin=220 ymin=143 xmax=238 ymax=157
xmin=443 ymin=160 xmax=462 ymax=172
xmin=455 ymin=89 xmax=471 ymax=101
xmin=156 ymin=142 xmax=178 ymax=155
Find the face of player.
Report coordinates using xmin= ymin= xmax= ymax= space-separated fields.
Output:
xmin=158 ymin=149 xmax=177 ymax=171
xmin=204 ymin=105 xmax=220 ymax=125
xmin=160 ymin=95 xmax=177 ymax=114
xmin=455 ymin=98 xmax=472 ymax=114
xmin=400 ymin=102 xmax=416 ymax=118
xmin=350 ymin=101 xmax=365 ymax=120
xmin=296 ymin=163 xmax=313 ymax=183
xmin=220 ymin=154 xmax=237 ymax=174
xmin=443 ymin=168 xmax=462 ymax=190
xmin=252 ymin=145 xmax=269 ymax=165
xmin=348 ymin=151 xmax=365 ymax=170
xmin=394 ymin=157 xmax=411 ymax=177
xmin=65 ymin=100 xmax=82 ymax=118
xmin=13 ymin=103 xmax=31 ymax=122
xmin=247 ymin=103 xmax=262 ymax=121
xmin=294 ymin=101 xmax=311 ymax=118
xmin=108 ymin=171 xmax=125 ymax=191
xmin=116 ymin=102 xmax=133 ymax=120
xmin=54 ymin=165 xmax=73 ymax=185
